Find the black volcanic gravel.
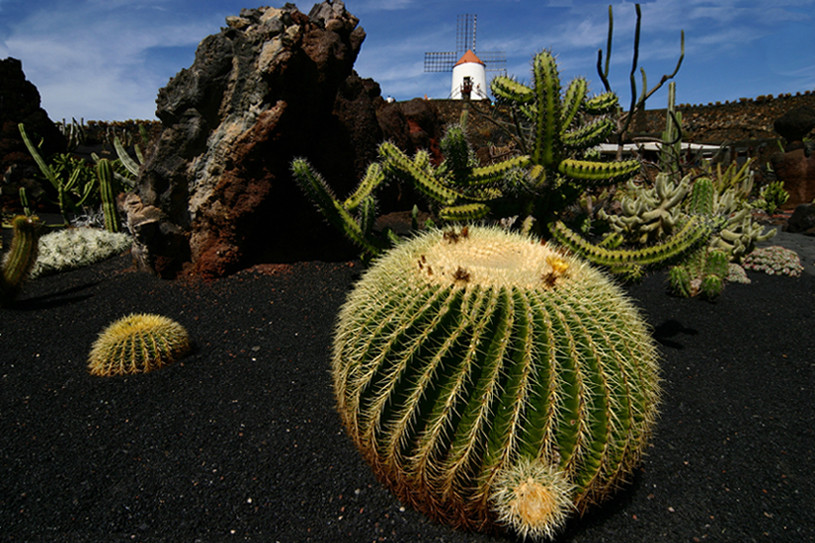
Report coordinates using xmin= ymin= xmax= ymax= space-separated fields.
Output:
xmin=1 ymin=248 xmax=813 ymax=542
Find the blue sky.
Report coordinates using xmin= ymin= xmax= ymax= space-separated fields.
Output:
xmin=1 ymin=0 xmax=813 ymax=122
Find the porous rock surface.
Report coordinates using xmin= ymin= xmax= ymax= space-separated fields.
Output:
xmin=0 ymin=57 xmax=66 ymax=211
xmin=131 ymin=1 xmax=381 ymax=278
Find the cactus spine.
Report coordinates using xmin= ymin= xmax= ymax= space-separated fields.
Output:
xmin=1 ymin=215 xmax=41 ymax=305
xmin=333 ymin=226 xmax=660 ymax=539
xmin=88 ymin=313 xmax=191 ymax=376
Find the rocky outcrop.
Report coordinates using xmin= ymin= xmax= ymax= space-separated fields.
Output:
xmin=774 ymin=106 xmax=815 ymax=146
xmin=785 ymin=203 xmax=815 ymax=234
xmin=131 ymin=1 xmax=371 ymax=278
xmin=772 ymin=148 xmax=815 ymax=208
xmin=0 ymin=57 xmax=66 ymax=212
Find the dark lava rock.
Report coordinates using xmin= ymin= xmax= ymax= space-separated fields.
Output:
xmin=130 ymin=1 xmax=375 ymax=278
xmin=0 ymin=57 xmax=66 ymax=212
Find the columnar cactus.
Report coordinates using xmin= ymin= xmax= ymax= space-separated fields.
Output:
xmin=333 ymin=226 xmax=661 ymax=539
xmin=88 ymin=313 xmax=191 ymax=376
xmin=1 ymin=215 xmax=41 ymax=306
xmin=96 ymin=158 xmax=120 ymax=233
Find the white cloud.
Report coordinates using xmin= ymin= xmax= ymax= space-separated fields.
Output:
xmin=2 ymin=0 xmax=219 ymax=120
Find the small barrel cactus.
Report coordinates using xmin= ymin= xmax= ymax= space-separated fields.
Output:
xmin=88 ymin=313 xmax=191 ymax=376
xmin=332 ymin=226 xmax=660 ymax=539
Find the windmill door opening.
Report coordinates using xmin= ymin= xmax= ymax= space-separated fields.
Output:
xmin=462 ymin=76 xmax=473 ymax=99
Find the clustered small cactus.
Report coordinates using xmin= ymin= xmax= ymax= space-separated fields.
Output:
xmin=741 ymin=246 xmax=804 ymax=277
xmin=333 ymin=226 xmax=660 ymax=540
xmin=88 ymin=313 xmax=191 ymax=376
xmin=31 ymin=227 xmax=132 ymax=278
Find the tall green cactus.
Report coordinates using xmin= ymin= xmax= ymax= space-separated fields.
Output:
xmin=490 ymin=50 xmax=641 ymax=226
xmin=1 ymin=215 xmax=41 ymax=305
xmin=96 ymin=158 xmax=120 ymax=233
xmin=333 ymin=226 xmax=660 ymax=539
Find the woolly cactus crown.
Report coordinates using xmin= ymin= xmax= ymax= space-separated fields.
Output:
xmin=333 ymin=226 xmax=661 ymax=539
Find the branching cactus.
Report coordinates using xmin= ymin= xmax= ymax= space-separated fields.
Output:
xmin=1 ymin=215 xmax=41 ymax=306
xmin=291 ymin=158 xmax=392 ymax=257
xmin=333 ymin=226 xmax=661 ymax=539
xmin=490 ymin=50 xmax=641 ymax=226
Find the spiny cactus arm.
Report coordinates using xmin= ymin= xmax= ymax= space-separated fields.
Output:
xmin=561 ymin=77 xmax=588 ymax=130
xmin=18 ymin=187 xmax=32 ymax=217
xmin=1 ymin=215 xmax=41 ymax=305
xmin=562 ymin=117 xmax=615 ymax=149
xmin=358 ymin=195 xmax=377 ymax=237
xmin=550 ymin=216 xmax=710 ymax=268
xmin=291 ymin=158 xmax=384 ymax=257
xmin=490 ymin=76 xmax=534 ymax=104
xmin=558 ymin=158 xmax=641 ymax=184
xmin=343 ymin=163 xmax=387 ymax=212
xmin=584 ymin=92 xmax=619 ymax=115
xmin=467 ymin=155 xmax=531 ymax=186
xmin=96 ymin=159 xmax=119 ymax=233
xmin=532 ymin=50 xmax=563 ymax=169
xmin=379 ymin=142 xmax=460 ymax=205
xmin=438 ymin=203 xmax=491 ymax=222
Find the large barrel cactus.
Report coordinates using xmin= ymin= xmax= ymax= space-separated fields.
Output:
xmin=333 ymin=226 xmax=660 ymax=539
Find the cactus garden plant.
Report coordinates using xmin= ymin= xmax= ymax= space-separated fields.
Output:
xmin=88 ymin=313 xmax=191 ymax=376
xmin=332 ymin=226 xmax=661 ymax=539
xmin=30 ymin=227 xmax=132 ymax=278
xmin=1 ymin=215 xmax=41 ymax=306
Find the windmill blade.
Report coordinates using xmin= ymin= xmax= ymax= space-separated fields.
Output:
xmin=476 ymin=51 xmax=507 ymax=73
xmin=424 ymin=51 xmax=458 ymax=72
xmin=456 ymin=13 xmax=476 ymax=53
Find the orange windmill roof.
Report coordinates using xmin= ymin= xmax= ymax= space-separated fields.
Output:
xmin=454 ymin=49 xmax=485 ymax=66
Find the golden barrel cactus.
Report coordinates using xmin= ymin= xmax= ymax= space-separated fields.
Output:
xmin=332 ymin=226 xmax=660 ymax=539
xmin=88 ymin=313 xmax=191 ymax=376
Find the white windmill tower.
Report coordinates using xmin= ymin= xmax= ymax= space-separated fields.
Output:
xmin=424 ymin=14 xmax=506 ymax=100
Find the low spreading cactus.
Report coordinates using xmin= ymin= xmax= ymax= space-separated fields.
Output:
xmin=332 ymin=226 xmax=660 ymax=539
xmin=742 ymin=246 xmax=803 ymax=277
xmin=31 ymin=227 xmax=132 ymax=278
xmin=88 ymin=313 xmax=191 ymax=376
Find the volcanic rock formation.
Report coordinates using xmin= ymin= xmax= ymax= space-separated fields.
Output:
xmin=0 ymin=57 xmax=66 ymax=212
xmin=130 ymin=1 xmax=381 ymax=278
